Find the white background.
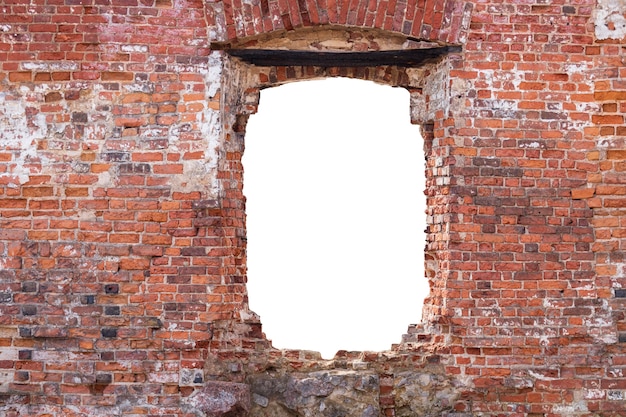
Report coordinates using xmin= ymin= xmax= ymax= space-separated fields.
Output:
xmin=243 ymin=78 xmax=428 ymax=358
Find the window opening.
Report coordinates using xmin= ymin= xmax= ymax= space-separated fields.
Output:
xmin=243 ymin=77 xmax=427 ymax=359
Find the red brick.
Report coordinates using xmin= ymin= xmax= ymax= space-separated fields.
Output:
xmin=0 ymin=2 xmax=624 ymax=416
xmin=22 ymin=187 xmax=54 ymax=197
xmin=153 ymin=164 xmax=183 ymax=174
xmin=131 ymin=153 xmax=163 ymax=162
xmin=607 ymin=150 xmax=626 ymax=160
xmin=592 ymin=114 xmax=624 ymax=125
xmin=121 ymin=92 xmax=151 ymax=103
xmin=571 ymin=188 xmax=594 ymax=199
xmin=9 ymin=72 xmax=32 ymax=82
xmin=72 ymin=71 xmax=101 ymax=80
xmin=52 ymin=72 xmax=71 ymax=80
xmin=102 ymin=72 xmax=134 ymax=81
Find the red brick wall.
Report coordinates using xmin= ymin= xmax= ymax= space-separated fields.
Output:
xmin=1 ymin=0 xmax=626 ymax=415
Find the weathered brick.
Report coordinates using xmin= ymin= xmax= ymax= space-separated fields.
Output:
xmin=571 ymin=188 xmax=595 ymax=199
xmin=44 ymin=92 xmax=63 ymax=102
xmin=9 ymin=72 xmax=32 ymax=82
xmin=101 ymin=328 xmax=118 ymax=338
xmin=102 ymin=72 xmax=134 ymax=81
xmin=0 ymin=1 xmax=625 ymax=415
xmin=592 ymin=114 xmax=624 ymax=124
xmin=31 ymin=327 xmax=69 ymax=338
xmin=121 ymin=92 xmax=151 ymax=103
xmin=607 ymin=150 xmax=626 ymax=160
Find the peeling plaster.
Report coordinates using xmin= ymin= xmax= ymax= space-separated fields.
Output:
xmin=595 ymin=0 xmax=626 ymax=39
xmin=21 ymin=61 xmax=79 ymax=71
xmin=121 ymin=44 xmax=149 ymax=52
xmin=169 ymin=51 xmax=223 ymax=196
xmin=0 ymin=92 xmax=47 ymax=184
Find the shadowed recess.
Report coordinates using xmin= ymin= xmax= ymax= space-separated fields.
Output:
xmin=226 ymin=46 xmax=462 ymax=67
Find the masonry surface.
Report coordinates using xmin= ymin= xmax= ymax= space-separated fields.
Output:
xmin=1 ymin=0 xmax=626 ymax=416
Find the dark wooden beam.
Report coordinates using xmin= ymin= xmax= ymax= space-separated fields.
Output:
xmin=226 ymin=46 xmax=461 ymax=67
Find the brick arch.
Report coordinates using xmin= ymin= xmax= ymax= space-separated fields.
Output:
xmin=212 ymin=0 xmax=473 ymax=45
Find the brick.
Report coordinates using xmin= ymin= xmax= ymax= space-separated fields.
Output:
xmin=119 ymin=258 xmax=150 ymax=270
xmin=9 ymin=72 xmax=32 ymax=82
xmin=596 ymin=185 xmax=626 ymax=195
xmin=102 ymin=72 xmax=134 ymax=81
xmin=604 ymin=199 xmax=626 ymax=208
xmin=103 ymin=284 xmax=119 ymax=295
xmin=592 ymin=115 xmax=624 ymax=125
xmin=52 ymin=72 xmax=70 ymax=81
xmin=34 ymin=73 xmax=51 ymax=82
xmin=131 ymin=153 xmax=163 ymax=162
xmin=31 ymin=327 xmax=69 ymax=338
xmin=153 ymin=164 xmax=183 ymax=174
xmin=71 ymin=112 xmax=88 ymax=123
xmin=22 ymin=187 xmax=54 ymax=197
xmin=101 ymin=328 xmax=118 ymax=338
xmin=594 ymin=91 xmax=626 ymax=100
xmin=114 ymin=117 xmax=146 ymax=127
xmin=607 ymin=150 xmax=626 ymax=160
xmin=137 ymin=212 xmax=167 ymax=222
xmin=72 ymin=71 xmax=101 ymax=80
xmin=121 ymin=92 xmax=151 ymax=103
xmin=0 ymin=229 xmax=27 ymax=240
xmin=571 ymin=188 xmax=595 ymax=199
xmin=45 ymin=92 xmax=63 ymax=102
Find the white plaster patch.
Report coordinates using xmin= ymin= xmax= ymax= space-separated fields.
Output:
xmin=527 ymin=369 xmax=555 ymax=381
xmin=239 ymin=309 xmax=260 ymax=321
xmin=171 ymin=64 xmax=209 ymax=73
xmin=185 ymin=38 xmax=205 ymax=46
xmin=0 ymin=92 xmax=47 ymax=184
xmin=458 ymin=4 xmax=472 ymax=44
xmin=207 ymin=2 xmax=227 ymax=42
xmin=520 ymin=141 xmax=541 ymax=149
xmin=596 ymin=332 xmax=618 ymax=344
xmin=147 ymin=52 xmax=221 ymax=197
xmin=148 ymin=372 xmax=179 ymax=383
xmin=0 ymin=348 xmax=17 ymax=361
xmin=612 ymin=262 xmax=626 ymax=287
xmin=595 ymin=0 xmax=626 ymax=40
xmin=82 ymin=123 xmax=108 ymax=142
xmin=564 ymin=62 xmax=590 ymax=75
xmin=584 ymin=389 xmax=605 ymax=400
xmin=583 ymin=316 xmax=612 ymax=328
xmin=122 ymin=82 xmax=153 ymax=93
xmin=22 ymin=61 xmax=79 ymax=71
xmin=121 ymin=44 xmax=149 ymax=52
xmin=575 ymin=101 xmax=602 ymax=112
xmin=201 ymin=51 xmax=224 ymax=194
xmin=0 ymin=24 xmax=11 ymax=32
xmin=538 ymin=335 xmax=551 ymax=347
xmin=552 ymin=401 xmax=588 ymax=413
xmin=0 ymin=371 xmax=15 ymax=393
xmin=0 ymin=83 xmax=111 ymax=192
xmin=480 ymin=69 xmax=523 ymax=89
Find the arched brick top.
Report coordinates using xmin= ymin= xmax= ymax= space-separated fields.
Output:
xmin=213 ymin=0 xmax=473 ymax=45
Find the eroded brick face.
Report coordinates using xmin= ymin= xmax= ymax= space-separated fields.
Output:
xmin=1 ymin=0 xmax=626 ymax=415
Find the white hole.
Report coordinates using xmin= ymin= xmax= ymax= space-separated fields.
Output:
xmin=243 ymin=77 xmax=428 ymax=359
